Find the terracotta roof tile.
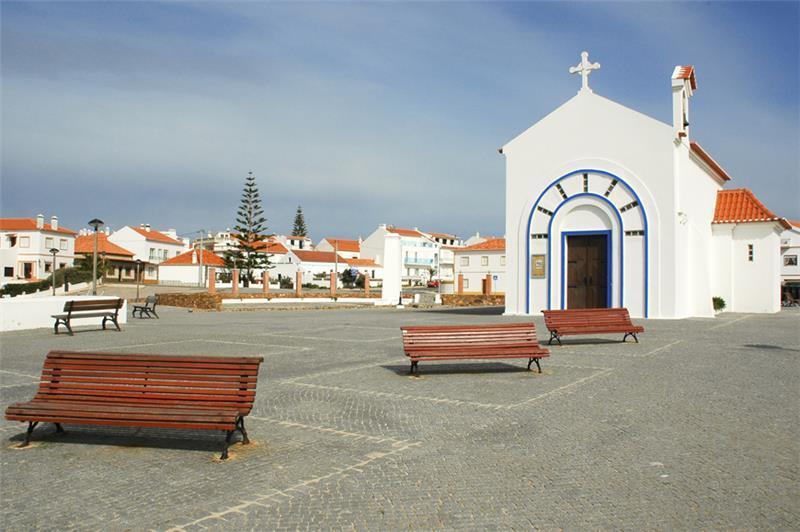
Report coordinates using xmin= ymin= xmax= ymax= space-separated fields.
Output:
xmin=75 ymin=234 xmax=134 ymax=257
xmin=673 ymin=65 xmax=697 ymax=90
xmin=690 ymin=142 xmax=732 ymax=182
xmin=252 ymin=241 xmax=289 ymax=254
xmin=0 ymin=218 xmax=76 ymax=235
xmin=292 ymin=250 xmax=342 ymax=263
xmin=713 ymin=189 xmax=791 ymax=229
xmin=161 ymin=248 xmax=226 ymax=266
xmin=131 ymin=226 xmax=182 ymax=245
xmin=387 ymin=227 xmax=426 ymax=238
xmin=458 ymin=238 xmax=506 ymax=252
xmin=788 ymin=219 xmax=800 ymax=228
xmin=323 ymin=238 xmax=360 ymax=253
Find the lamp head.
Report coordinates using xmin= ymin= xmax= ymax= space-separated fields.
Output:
xmin=88 ymin=218 xmax=104 ymax=230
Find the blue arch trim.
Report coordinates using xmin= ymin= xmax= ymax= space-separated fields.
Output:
xmin=549 ymin=195 xmax=623 ymax=309
xmin=524 ymin=169 xmax=649 ymax=317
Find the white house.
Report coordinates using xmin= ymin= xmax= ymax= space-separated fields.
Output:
xmin=74 ymin=230 xmax=138 ymax=283
xmin=316 ymin=238 xmax=361 ymax=259
xmin=271 ymin=249 xmax=346 ymax=287
xmin=276 ymin=234 xmax=312 ymax=250
xmin=361 ymin=225 xmax=439 ymax=283
xmin=502 ymin=53 xmax=788 ymax=318
xmin=781 ymin=220 xmax=800 ymax=302
xmin=344 ymin=258 xmax=383 ymax=281
xmin=159 ymin=248 xmax=226 ymax=286
xmin=425 ymin=232 xmax=463 ymax=284
xmin=453 ymin=238 xmax=506 ymax=294
xmin=0 ymin=215 xmax=76 ymax=286
xmin=108 ymin=224 xmax=188 ymax=281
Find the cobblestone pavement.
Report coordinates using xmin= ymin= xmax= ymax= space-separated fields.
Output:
xmin=1 ymin=306 xmax=798 ymax=529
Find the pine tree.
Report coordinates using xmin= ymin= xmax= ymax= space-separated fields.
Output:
xmin=292 ymin=205 xmax=308 ymax=237
xmin=224 ymin=172 xmax=270 ymax=286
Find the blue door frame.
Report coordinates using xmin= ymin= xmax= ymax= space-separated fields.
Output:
xmin=560 ymin=230 xmax=612 ymax=309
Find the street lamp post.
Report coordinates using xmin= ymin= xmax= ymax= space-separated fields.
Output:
xmin=88 ymin=218 xmax=104 ymax=295
xmin=135 ymin=259 xmax=142 ymax=301
xmin=49 ymin=248 xmax=59 ymax=296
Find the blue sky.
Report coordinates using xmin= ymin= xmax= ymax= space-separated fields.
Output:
xmin=2 ymin=1 xmax=798 ymax=240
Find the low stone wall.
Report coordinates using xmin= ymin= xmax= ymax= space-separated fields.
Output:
xmin=441 ymin=294 xmax=505 ymax=307
xmin=220 ymin=292 xmax=381 ymax=300
xmin=157 ymin=293 xmax=222 ymax=310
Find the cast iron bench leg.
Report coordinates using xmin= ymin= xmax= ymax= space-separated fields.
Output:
xmin=237 ymin=417 xmax=250 ymax=445
xmin=221 ymin=429 xmax=235 ymax=460
xmin=527 ymin=358 xmax=542 ymax=373
xmin=548 ymin=331 xmax=562 ymax=346
xmin=409 ymin=360 xmax=419 ymax=375
xmin=21 ymin=421 xmax=39 ymax=447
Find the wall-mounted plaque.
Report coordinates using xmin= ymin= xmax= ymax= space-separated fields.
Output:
xmin=531 ymin=254 xmax=546 ymax=278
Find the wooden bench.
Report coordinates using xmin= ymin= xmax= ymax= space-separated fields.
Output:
xmin=542 ymin=308 xmax=644 ymax=346
xmin=132 ymin=295 xmax=159 ymax=318
xmin=52 ymin=298 xmax=124 ymax=335
xmin=4 ymin=351 xmax=264 ymax=460
xmin=400 ymin=323 xmax=550 ymax=375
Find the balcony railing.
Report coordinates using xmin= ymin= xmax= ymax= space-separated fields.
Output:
xmin=404 ymin=257 xmax=434 ymax=265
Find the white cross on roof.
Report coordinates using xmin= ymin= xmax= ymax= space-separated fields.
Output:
xmin=569 ymin=51 xmax=601 ymax=93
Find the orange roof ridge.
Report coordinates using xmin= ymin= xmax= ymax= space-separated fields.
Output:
xmin=75 ymin=234 xmax=134 ymax=257
xmin=0 ymin=218 xmax=77 ymax=235
xmin=713 ymin=188 xmax=790 ymax=229
xmin=690 ymin=142 xmax=732 ymax=182
xmin=131 ymin=226 xmax=182 ymax=245
xmin=459 ymin=238 xmax=506 ymax=251
xmin=162 ymin=248 xmax=226 ymax=266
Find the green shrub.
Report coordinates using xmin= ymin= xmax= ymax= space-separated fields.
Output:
xmin=712 ymin=296 xmax=726 ymax=311
xmin=0 ymin=267 xmax=101 ymax=297
xmin=279 ymin=276 xmax=293 ymax=289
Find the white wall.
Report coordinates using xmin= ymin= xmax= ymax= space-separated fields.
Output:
xmin=780 ymin=226 xmax=800 ymax=283
xmin=454 ymin=250 xmax=506 ymax=294
xmin=503 ymin=90 xmax=672 ymax=317
xmin=712 ymin=223 xmax=781 ymax=313
xmin=1 ymin=228 xmax=76 ymax=284
xmin=109 ymin=226 xmax=187 ymax=264
xmin=0 ymin=295 xmax=128 ymax=332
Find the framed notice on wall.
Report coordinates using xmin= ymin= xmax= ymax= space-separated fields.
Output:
xmin=531 ymin=254 xmax=546 ymax=278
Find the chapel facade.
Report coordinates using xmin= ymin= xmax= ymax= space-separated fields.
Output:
xmin=501 ymin=53 xmax=788 ymax=318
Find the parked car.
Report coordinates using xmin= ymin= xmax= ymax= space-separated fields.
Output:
xmin=427 ymin=280 xmax=440 ymax=288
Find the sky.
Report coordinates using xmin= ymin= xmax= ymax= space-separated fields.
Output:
xmin=2 ymin=1 xmax=798 ymax=241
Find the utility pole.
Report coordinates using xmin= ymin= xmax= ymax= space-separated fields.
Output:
xmin=334 ymin=240 xmax=339 ymax=291
xmin=198 ymin=230 xmax=205 ymax=288
xmin=88 ymin=219 xmax=104 ymax=295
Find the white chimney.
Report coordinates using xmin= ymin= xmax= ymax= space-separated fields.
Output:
xmin=105 ymin=227 xmax=110 ymax=236
xmin=672 ymin=65 xmax=696 ymax=141
xmin=50 ymin=216 xmax=58 ymax=230
xmin=36 ymin=214 xmax=44 ymax=229
xmin=192 ymin=248 xmax=198 ymax=264
xmin=140 ymin=223 xmax=145 ymax=229
xmin=145 ymin=224 xmax=151 ymax=232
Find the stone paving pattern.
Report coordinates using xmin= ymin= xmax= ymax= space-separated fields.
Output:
xmin=0 ymin=306 xmax=798 ymax=529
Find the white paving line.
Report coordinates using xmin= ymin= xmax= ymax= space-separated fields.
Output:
xmin=0 ymin=381 xmax=38 ymax=390
xmin=74 ymin=339 xmax=195 ymax=351
xmin=0 ymin=369 xmax=40 ymax=380
xmin=509 ymin=368 xmax=615 ymax=408
xmin=280 ymin=361 xmax=388 ymax=384
xmin=167 ymin=439 xmax=421 ymax=531
xmin=256 ymin=332 xmax=401 ymax=343
xmin=247 ymin=416 xmax=408 ymax=445
xmin=709 ymin=314 xmax=752 ymax=330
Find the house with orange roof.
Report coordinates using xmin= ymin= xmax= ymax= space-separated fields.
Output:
xmin=360 ymin=224 xmax=439 ymax=284
xmin=502 ymin=53 xmax=789 ymax=317
xmin=316 ymin=238 xmax=361 ymax=260
xmin=271 ymin=249 xmax=350 ymax=288
xmin=74 ymin=229 xmax=137 ymax=284
xmin=1 ymin=214 xmax=77 ymax=286
xmin=107 ymin=224 xmax=189 ymax=281
xmin=453 ymin=238 xmax=506 ymax=295
xmin=159 ymin=247 xmax=227 ymax=286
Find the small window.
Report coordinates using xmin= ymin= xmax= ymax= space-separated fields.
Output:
xmin=19 ymin=236 xmax=30 ymax=248
xmin=44 ymin=263 xmax=52 ymax=273
xmin=59 ymin=239 xmax=67 ymax=250
xmin=58 ymin=262 xmax=66 ymax=270
xmin=460 ymin=256 xmax=469 ymax=267
xmin=45 ymin=237 xmax=54 ymax=248
xmin=748 ymin=244 xmax=754 ymax=262
xmin=784 ymin=255 xmax=797 ymax=266
xmin=500 ymin=255 xmax=506 ymax=266
xmin=481 ymin=256 xmax=489 ymax=266
xmin=463 ymin=278 xmax=469 ymax=289
xmin=3 ymin=267 xmax=13 ymax=277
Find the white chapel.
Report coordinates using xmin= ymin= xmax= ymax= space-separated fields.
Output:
xmin=501 ymin=52 xmax=789 ymax=319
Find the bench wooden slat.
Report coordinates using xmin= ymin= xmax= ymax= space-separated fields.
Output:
xmin=5 ymin=351 xmax=265 ymax=459
xmin=542 ymin=308 xmax=644 ymax=345
xmin=400 ymin=323 xmax=549 ymax=375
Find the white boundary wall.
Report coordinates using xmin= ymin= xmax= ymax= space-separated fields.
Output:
xmin=0 ymin=295 xmax=128 ymax=332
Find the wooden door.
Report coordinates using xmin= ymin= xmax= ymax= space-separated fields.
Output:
xmin=566 ymin=234 xmax=608 ymax=309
